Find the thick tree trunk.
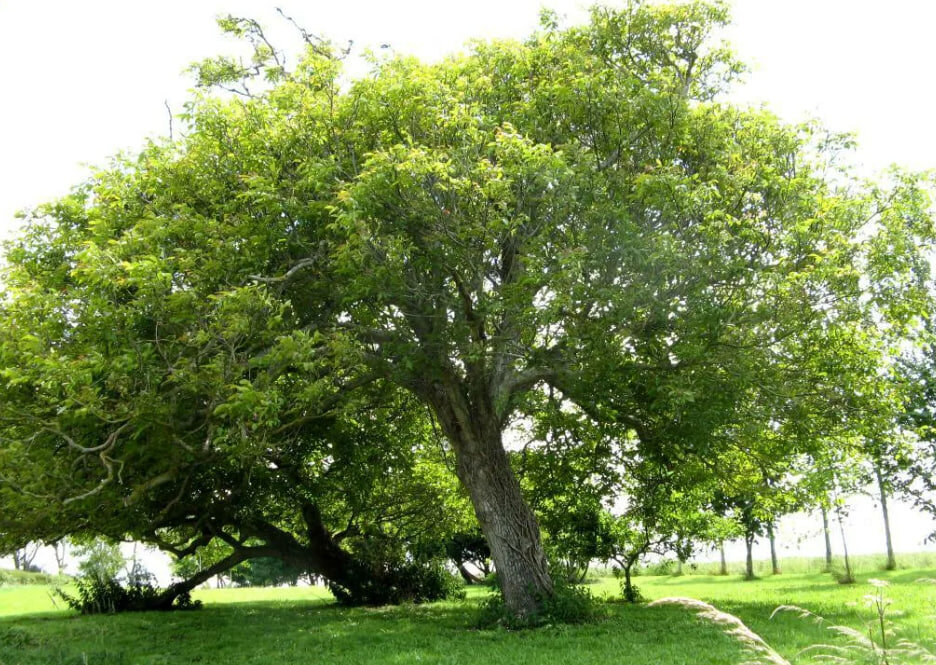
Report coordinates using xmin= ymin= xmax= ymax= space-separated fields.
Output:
xmin=428 ymin=382 xmax=552 ymax=617
xmin=767 ymin=522 xmax=781 ymax=575
xmin=744 ymin=533 xmax=755 ymax=580
xmin=155 ymin=548 xmax=267 ymax=609
xmin=154 ymin=504 xmax=435 ymax=610
xmin=874 ymin=466 xmax=897 ymax=571
xmin=454 ymin=431 xmax=552 ymax=615
xmin=821 ymin=506 xmax=833 ymax=571
xmin=259 ymin=503 xmax=424 ymax=606
xmin=719 ymin=541 xmax=728 ymax=576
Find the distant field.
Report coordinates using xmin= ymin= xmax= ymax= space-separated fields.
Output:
xmin=1 ymin=561 xmax=934 ymax=665
xmin=629 ymin=551 xmax=936 ymax=578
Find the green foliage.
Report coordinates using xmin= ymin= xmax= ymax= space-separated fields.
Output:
xmin=476 ymin=578 xmax=600 ymax=629
xmin=831 ymin=565 xmax=858 ymax=586
xmin=55 ymin=576 xmax=201 ymax=615
xmin=328 ymin=559 xmax=464 ymax=606
xmin=73 ymin=540 xmax=125 ymax=584
xmin=230 ymin=557 xmax=306 ymax=588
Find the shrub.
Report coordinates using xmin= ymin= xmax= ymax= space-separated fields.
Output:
xmin=476 ymin=577 xmax=601 ymax=629
xmin=55 ymin=576 xmax=201 ymax=614
xmin=772 ymin=579 xmax=936 ymax=664
xmin=328 ymin=560 xmax=464 ymax=606
xmin=829 ymin=564 xmax=856 ymax=585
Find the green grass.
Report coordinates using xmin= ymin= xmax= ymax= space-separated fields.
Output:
xmin=1 ymin=565 xmax=934 ymax=665
xmin=0 ymin=569 xmax=69 ymax=587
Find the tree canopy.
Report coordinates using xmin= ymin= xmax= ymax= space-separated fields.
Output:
xmin=1 ymin=1 xmax=933 ymax=616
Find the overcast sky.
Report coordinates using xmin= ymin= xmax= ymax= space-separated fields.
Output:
xmin=1 ymin=2 xmax=935 ymax=574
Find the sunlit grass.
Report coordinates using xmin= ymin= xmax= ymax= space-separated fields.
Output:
xmin=1 ymin=563 xmax=933 ymax=665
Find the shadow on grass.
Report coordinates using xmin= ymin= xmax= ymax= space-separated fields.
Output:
xmin=882 ymin=569 xmax=936 ymax=584
xmin=0 ymin=596 xmax=763 ymax=665
xmin=5 ymin=573 xmax=932 ymax=665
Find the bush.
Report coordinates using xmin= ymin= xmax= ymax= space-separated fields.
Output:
xmin=328 ymin=560 xmax=464 ymax=606
xmin=55 ymin=576 xmax=201 ymax=614
xmin=638 ymin=558 xmax=677 ymax=576
xmin=476 ymin=578 xmax=601 ymax=629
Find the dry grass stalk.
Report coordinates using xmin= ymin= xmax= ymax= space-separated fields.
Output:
xmin=649 ymin=597 xmax=791 ymax=665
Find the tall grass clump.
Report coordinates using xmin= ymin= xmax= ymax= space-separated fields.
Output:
xmin=772 ymin=579 xmax=936 ymax=664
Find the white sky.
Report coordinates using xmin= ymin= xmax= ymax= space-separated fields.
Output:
xmin=1 ymin=0 xmax=935 ymax=239
xmin=1 ymin=1 xmax=935 ymax=575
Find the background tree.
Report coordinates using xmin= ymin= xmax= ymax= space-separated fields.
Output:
xmin=74 ymin=539 xmax=125 ymax=584
xmin=52 ymin=538 xmax=68 ymax=576
xmin=11 ymin=543 xmax=40 ymax=573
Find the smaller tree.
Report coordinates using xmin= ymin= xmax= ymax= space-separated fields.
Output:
xmin=74 ymin=539 xmax=125 ymax=584
xmin=52 ymin=538 xmax=69 ymax=575
xmin=12 ymin=543 xmax=40 ymax=572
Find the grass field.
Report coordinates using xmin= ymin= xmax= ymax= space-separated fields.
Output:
xmin=1 ymin=562 xmax=934 ymax=665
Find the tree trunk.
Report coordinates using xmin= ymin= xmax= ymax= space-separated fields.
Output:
xmin=821 ymin=506 xmax=833 ymax=571
xmin=874 ymin=466 xmax=897 ymax=571
xmin=457 ymin=562 xmax=482 ymax=584
xmin=744 ymin=532 xmax=755 ymax=580
xmin=428 ymin=383 xmax=553 ymax=617
xmin=719 ymin=541 xmax=728 ymax=576
xmin=53 ymin=540 xmax=67 ymax=575
xmin=767 ymin=522 xmax=781 ymax=575
xmin=155 ymin=547 xmax=270 ymax=609
xmin=835 ymin=507 xmax=854 ymax=584
xmin=12 ymin=544 xmax=38 ymax=572
xmin=622 ymin=562 xmax=638 ymax=602
xmin=264 ymin=503 xmax=425 ymax=606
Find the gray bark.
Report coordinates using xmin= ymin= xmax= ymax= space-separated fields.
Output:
xmin=821 ymin=506 xmax=833 ymax=571
xmin=835 ymin=507 xmax=854 ymax=583
xmin=53 ymin=539 xmax=68 ymax=575
xmin=744 ymin=533 xmax=755 ymax=580
xmin=874 ymin=466 xmax=897 ymax=571
xmin=427 ymin=378 xmax=552 ymax=616
xmin=767 ymin=522 xmax=781 ymax=575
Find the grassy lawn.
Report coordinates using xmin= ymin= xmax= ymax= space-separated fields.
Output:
xmin=1 ymin=566 xmax=933 ymax=665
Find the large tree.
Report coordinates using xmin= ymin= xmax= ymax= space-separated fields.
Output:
xmin=1 ymin=2 xmax=933 ymax=616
